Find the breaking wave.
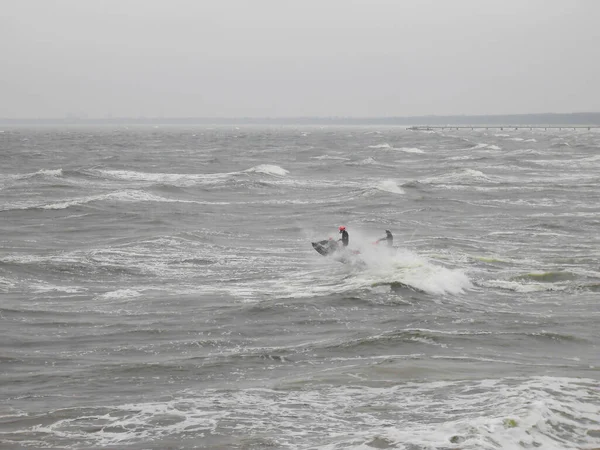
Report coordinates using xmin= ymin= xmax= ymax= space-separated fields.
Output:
xmin=368 ymin=143 xmax=392 ymax=149
xmin=374 ymin=179 xmax=405 ymax=194
xmin=347 ymin=157 xmax=378 ymax=166
xmin=397 ymin=147 xmax=425 ymax=153
xmin=421 ymin=168 xmax=497 ymax=185
xmin=244 ymin=164 xmax=289 ymax=177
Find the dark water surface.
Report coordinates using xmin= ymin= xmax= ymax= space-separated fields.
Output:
xmin=1 ymin=126 xmax=599 ymax=449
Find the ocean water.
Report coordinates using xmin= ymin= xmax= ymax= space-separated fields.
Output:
xmin=0 ymin=125 xmax=599 ymax=450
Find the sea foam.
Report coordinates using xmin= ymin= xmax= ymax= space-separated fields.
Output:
xmin=244 ymin=164 xmax=289 ymax=177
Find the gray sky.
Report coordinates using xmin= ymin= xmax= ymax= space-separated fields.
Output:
xmin=2 ymin=0 xmax=599 ymax=118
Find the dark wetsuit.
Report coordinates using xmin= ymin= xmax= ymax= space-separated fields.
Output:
xmin=377 ymin=231 xmax=393 ymax=247
xmin=339 ymin=230 xmax=349 ymax=247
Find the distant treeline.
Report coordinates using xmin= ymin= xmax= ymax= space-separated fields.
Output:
xmin=2 ymin=112 xmax=600 ymax=126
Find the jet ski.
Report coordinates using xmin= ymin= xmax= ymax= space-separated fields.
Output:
xmin=311 ymin=239 xmax=340 ymax=257
xmin=311 ymin=239 xmax=365 ymax=267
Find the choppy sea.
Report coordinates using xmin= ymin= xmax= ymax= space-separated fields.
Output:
xmin=1 ymin=125 xmax=599 ymax=450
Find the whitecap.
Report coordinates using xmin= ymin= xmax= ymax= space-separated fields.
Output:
xmin=506 ymin=148 xmax=544 ymax=156
xmin=36 ymin=168 xmax=63 ymax=177
xmin=8 ymin=168 xmax=64 ymax=181
xmin=244 ymin=164 xmax=289 ymax=177
xmin=99 ymin=289 xmax=142 ymax=300
xmin=397 ymin=147 xmax=425 ymax=154
xmin=374 ymin=179 xmax=405 ymax=194
xmin=336 ymin=246 xmax=472 ymax=296
xmin=0 ymin=276 xmax=17 ymax=291
xmin=368 ymin=143 xmax=392 ymax=149
xmin=368 ymin=143 xmax=423 ymax=153
xmin=91 ymin=169 xmax=234 ymax=186
xmin=17 ymin=377 xmax=597 ymax=449
xmin=42 ymin=191 xmax=183 ymax=210
xmin=2 ymin=189 xmax=232 ymax=211
xmin=446 ymin=155 xmax=475 ymax=161
xmin=479 ymin=279 xmax=568 ymax=293
xmin=30 ymin=283 xmax=86 ymax=294
xmin=311 ymin=155 xmax=349 ymax=161
xmin=422 ymin=168 xmax=496 ymax=185
xmin=347 ymin=157 xmax=378 ymax=166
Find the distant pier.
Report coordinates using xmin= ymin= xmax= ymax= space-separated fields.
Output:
xmin=408 ymin=125 xmax=599 ymax=131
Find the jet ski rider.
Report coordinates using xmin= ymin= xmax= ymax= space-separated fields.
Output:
xmin=338 ymin=226 xmax=349 ymax=247
xmin=376 ymin=230 xmax=393 ymax=247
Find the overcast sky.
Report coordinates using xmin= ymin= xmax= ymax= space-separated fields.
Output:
xmin=2 ymin=0 xmax=599 ymax=118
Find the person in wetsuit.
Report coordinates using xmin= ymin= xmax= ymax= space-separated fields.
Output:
xmin=376 ymin=230 xmax=393 ymax=247
xmin=338 ymin=226 xmax=349 ymax=247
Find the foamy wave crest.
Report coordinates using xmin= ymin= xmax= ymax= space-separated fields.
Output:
xmin=478 ymin=279 xmax=568 ymax=293
xmin=0 ymin=276 xmax=17 ymax=292
xmin=374 ymin=179 xmax=405 ymax=194
xmin=311 ymin=155 xmax=348 ymax=161
xmin=15 ymin=376 xmax=596 ymax=449
xmin=30 ymin=283 xmax=86 ymax=294
xmin=507 ymin=148 xmax=545 ymax=156
xmin=37 ymin=168 xmax=63 ymax=177
xmin=368 ymin=143 xmax=392 ymax=149
xmin=91 ymin=169 xmax=234 ymax=186
xmin=487 ymin=144 xmax=501 ymax=150
xmin=42 ymin=190 xmax=192 ymax=210
xmin=397 ymin=147 xmax=425 ymax=153
xmin=348 ymin=157 xmax=378 ymax=166
xmin=353 ymin=248 xmax=472 ymax=295
xmin=447 ymin=155 xmax=476 ymax=161
xmin=99 ymin=289 xmax=142 ymax=300
xmin=244 ymin=164 xmax=289 ymax=177
xmin=9 ymin=168 xmax=64 ymax=181
xmin=422 ymin=168 xmax=496 ymax=185
xmin=1 ymin=189 xmax=228 ymax=212
xmin=368 ymin=143 xmax=424 ymax=153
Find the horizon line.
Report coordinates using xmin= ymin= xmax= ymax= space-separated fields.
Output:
xmin=2 ymin=111 xmax=600 ymax=121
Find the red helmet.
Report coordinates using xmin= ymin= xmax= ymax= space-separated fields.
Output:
xmin=339 ymin=226 xmax=346 ymax=231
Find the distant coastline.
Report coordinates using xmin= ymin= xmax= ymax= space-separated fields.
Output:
xmin=1 ymin=112 xmax=599 ymax=126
